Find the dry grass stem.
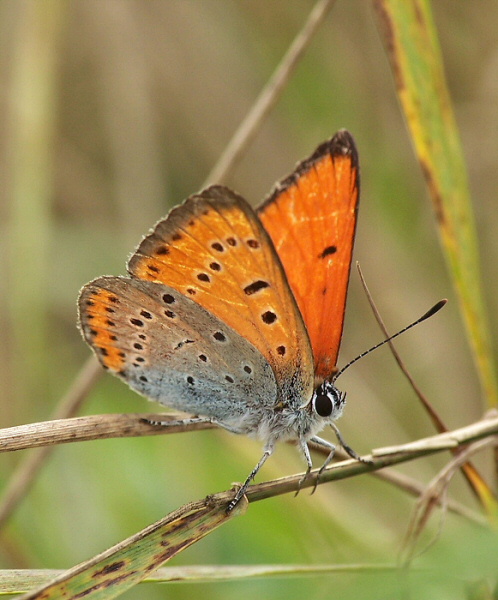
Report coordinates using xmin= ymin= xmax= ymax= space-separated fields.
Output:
xmin=310 ymin=445 xmax=485 ymax=526
xmin=244 ymin=415 xmax=498 ymax=511
xmin=1 ymin=411 xmax=494 ymax=529
xmin=356 ymin=263 xmax=448 ymax=430
xmin=0 ymin=413 xmax=215 ymax=453
xmin=204 ymin=0 xmax=336 ymax=185
xmin=400 ymin=436 xmax=498 ymax=565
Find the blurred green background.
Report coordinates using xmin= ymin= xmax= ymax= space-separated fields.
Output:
xmin=1 ymin=1 xmax=497 ymax=598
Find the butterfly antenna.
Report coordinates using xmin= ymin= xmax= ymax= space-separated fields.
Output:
xmin=333 ymin=299 xmax=447 ymax=382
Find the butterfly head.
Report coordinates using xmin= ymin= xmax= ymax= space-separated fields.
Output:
xmin=310 ymin=379 xmax=346 ymax=422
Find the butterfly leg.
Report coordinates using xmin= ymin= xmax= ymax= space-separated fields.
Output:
xmin=309 ymin=436 xmax=337 ymax=495
xmin=226 ymin=442 xmax=275 ymax=513
xmin=295 ymin=439 xmax=313 ymax=497
xmin=329 ymin=422 xmax=373 ymax=464
xmin=142 ymin=415 xmax=214 ymax=428
xmin=310 ymin=426 xmax=373 ymax=494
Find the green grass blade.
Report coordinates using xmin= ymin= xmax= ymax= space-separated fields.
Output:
xmin=374 ymin=0 xmax=498 ymax=406
xmin=20 ymin=495 xmax=243 ymax=599
xmin=0 ymin=564 xmax=399 ymax=594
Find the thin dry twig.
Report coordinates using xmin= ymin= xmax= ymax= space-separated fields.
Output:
xmin=0 ymin=412 xmax=215 ymax=452
xmin=204 ymin=0 xmax=336 ymax=185
xmin=356 ymin=263 xmax=495 ymax=508
xmin=309 ymin=444 xmax=485 ymax=526
xmin=1 ymin=409 xmax=492 ymax=526
xmin=6 ymin=411 xmax=498 ymax=465
xmin=400 ymin=435 xmax=498 ymax=565
xmin=243 ymin=415 xmax=498 ymax=506
xmin=1 ymin=410 xmax=493 ymax=527
xmin=356 ymin=263 xmax=447 ymax=429
xmin=0 ymin=563 xmax=401 ymax=593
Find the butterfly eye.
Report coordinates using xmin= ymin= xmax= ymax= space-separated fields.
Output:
xmin=312 ymin=381 xmax=345 ymax=419
xmin=314 ymin=394 xmax=333 ymax=417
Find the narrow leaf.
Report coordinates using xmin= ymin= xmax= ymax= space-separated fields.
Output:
xmin=374 ymin=0 xmax=498 ymax=407
xmin=20 ymin=495 xmax=244 ymax=600
xmin=374 ymin=0 xmax=498 ymax=515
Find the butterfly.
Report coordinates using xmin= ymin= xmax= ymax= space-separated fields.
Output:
xmin=78 ymin=129 xmax=360 ymax=510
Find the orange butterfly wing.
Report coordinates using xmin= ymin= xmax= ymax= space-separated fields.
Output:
xmin=257 ymin=130 xmax=359 ymax=381
xmin=127 ymin=185 xmax=315 ymax=403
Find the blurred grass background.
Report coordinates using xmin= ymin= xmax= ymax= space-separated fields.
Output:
xmin=0 ymin=1 xmax=497 ymax=598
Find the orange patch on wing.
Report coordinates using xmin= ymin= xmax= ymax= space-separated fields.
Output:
xmin=81 ymin=289 xmax=126 ymax=372
xmin=258 ymin=131 xmax=359 ymax=380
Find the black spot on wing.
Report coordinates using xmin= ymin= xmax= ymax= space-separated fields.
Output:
xmin=261 ymin=311 xmax=277 ymax=324
xmin=244 ymin=280 xmax=270 ymax=295
xmin=319 ymin=245 xmax=337 ymax=259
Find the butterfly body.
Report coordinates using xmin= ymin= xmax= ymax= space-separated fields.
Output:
xmin=79 ymin=130 xmax=359 ymax=508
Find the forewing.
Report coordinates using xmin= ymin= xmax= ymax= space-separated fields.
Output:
xmin=257 ymin=130 xmax=359 ymax=380
xmin=127 ymin=185 xmax=314 ymax=405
